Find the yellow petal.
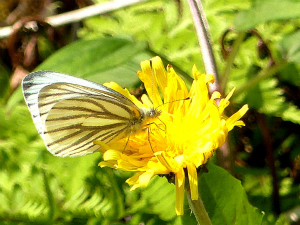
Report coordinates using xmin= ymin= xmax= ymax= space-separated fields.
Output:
xmin=211 ymin=91 xmax=221 ymax=100
xmin=219 ymin=87 xmax=236 ymax=114
xmin=94 ymin=140 xmax=110 ymax=152
xmin=126 ymin=172 xmax=141 ymax=186
xmin=98 ymin=161 xmax=116 ymax=168
xmin=226 ymin=104 xmax=249 ymax=130
xmin=102 ymin=150 xmax=121 ymax=161
xmin=175 ymin=168 xmax=185 ymax=216
xmin=187 ymin=163 xmax=198 ymax=200
xmin=152 ymin=56 xmax=168 ymax=96
xmin=138 ymin=58 xmax=163 ymax=107
xmin=155 ymin=151 xmax=180 ymax=172
xmin=138 ymin=170 xmax=155 ymax=187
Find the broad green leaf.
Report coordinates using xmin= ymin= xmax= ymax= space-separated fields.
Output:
xmin=36 ymin=37 xmax=148 ymax=86
xmin=234 ymin=0 xmax=300 ymax=31
xmin=200 ymin=163 xmax=264 ymax=225
xmin=6 ymin=37 xmax=151 ymax=114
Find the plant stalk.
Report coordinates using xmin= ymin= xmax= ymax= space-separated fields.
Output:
xmin=185 ymin=178 xmax=212 ymax=225
xmin=187 ymin=0 xmax=219 ymax=93
xmin=220 ymin=31 xmax=247 ymax=92
xmin=0 ymin=0 xmax=148 ymax=39
xmin=188 ymin=0 xmax=234 ymax=173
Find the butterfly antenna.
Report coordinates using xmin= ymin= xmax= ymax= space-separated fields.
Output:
xmin=155 ymin=96 xmax=191 ymax=110
xmin=150 ymin=59 xmax=155 ymax=103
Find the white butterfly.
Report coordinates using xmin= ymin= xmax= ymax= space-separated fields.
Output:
xmin=22 ymin=71 xmax=160 ymax=157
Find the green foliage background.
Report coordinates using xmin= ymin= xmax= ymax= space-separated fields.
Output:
xmin=2 ymin=0 xmax=300 ymax=224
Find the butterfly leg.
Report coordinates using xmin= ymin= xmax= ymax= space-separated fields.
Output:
xmin=122 ymin=131 xmax=132 ymax=153
xmin=146 ymin=126 xmax=155 ymax=154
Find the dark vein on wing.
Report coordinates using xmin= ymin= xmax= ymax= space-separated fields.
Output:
xmin=45 ymin=122 xmax=128 ymax=134
xmin=53 ymin=124 xmax=129 ymax=155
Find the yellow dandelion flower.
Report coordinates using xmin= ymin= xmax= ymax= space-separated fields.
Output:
xmin=97 ymin=56 xmax=248 ymax=215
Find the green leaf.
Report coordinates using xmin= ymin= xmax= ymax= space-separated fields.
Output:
xmin=230 ymin=64 xmax=300 ymax=124
xmin=200 ymin=163 xmax=264 ymax=225
xmin=234 ymin=0 xmax=300 ymax=31
xmin=244 ymin=76 xmax=300 ymax=124
xmin=278 ymin=63 xmax=300 ymax=87
xmin=0 ymin=103 xmax=129 ymax=222
xmin=243 ymin=76 xmax=284 ymax=113
xmin=36 ymin=37 xmax=148 ymax=86
xmin=79 ymin=1 xmax=203 ymax=74
xmin=6 ymin=37 xmax=151 ymax=115
xmin=130 ymin=176 xmax=177 ymax=221
xmin=278 ymin=30 xmax=300 ymax=64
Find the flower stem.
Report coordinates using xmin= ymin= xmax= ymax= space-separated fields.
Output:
xmin=220 ymin=31 xmax=247 ymax=93
xmin=187 ymin=0 xmax=220 ymax=93
xmin=185 ymin=178 xmax=212 ymax=225
xmin=187 ymin=0 xmax=233 ymax=173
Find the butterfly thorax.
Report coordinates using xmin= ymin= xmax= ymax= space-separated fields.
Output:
xmin=129 ymin=107 xmax=161 ymax=134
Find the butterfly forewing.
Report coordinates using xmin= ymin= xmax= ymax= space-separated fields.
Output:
xmin=22 ymin=71 xmax=115 ymax=135
xmin=22 ymin=71 xmax=144 ymax=157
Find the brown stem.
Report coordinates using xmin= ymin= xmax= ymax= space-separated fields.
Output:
xmin=256 ymin=113 xmax=280 ymax=215
xmin=0 ymin=0 xmax=148 ymax=39
xmin=187 ymin=0 xmax=220 ymax=93
xmin=187 ymin=0 xmax=232 ymax=173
